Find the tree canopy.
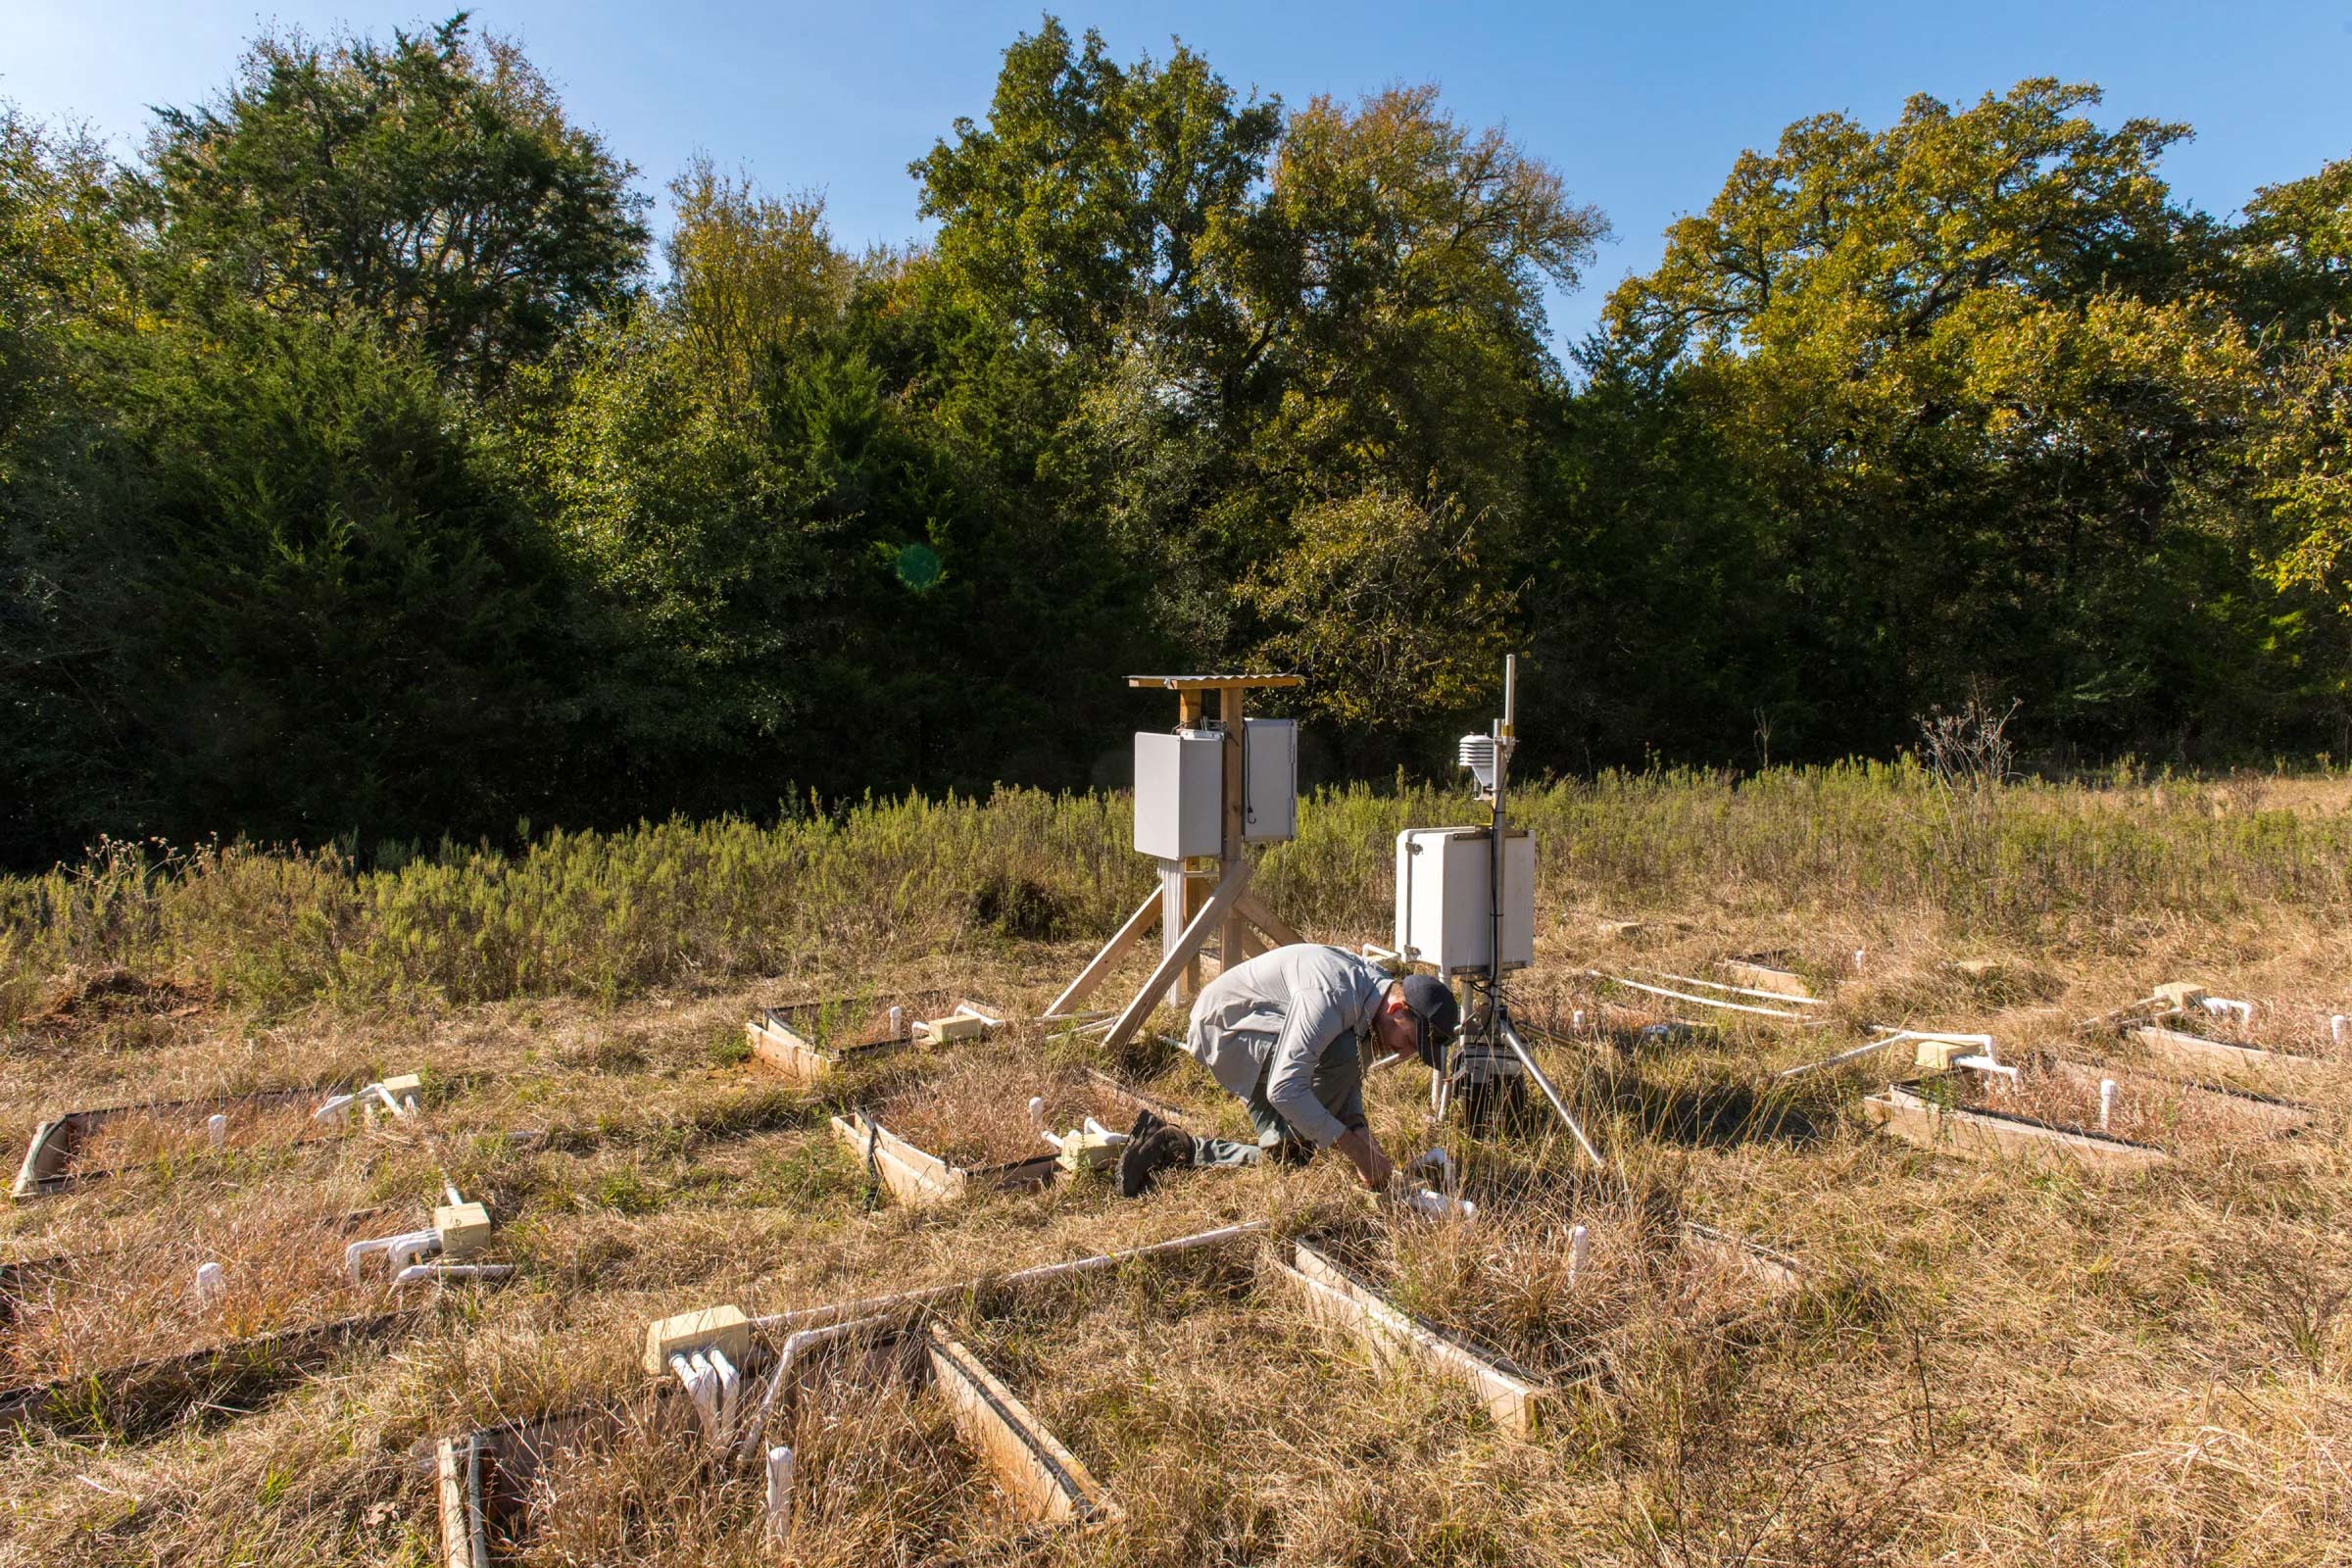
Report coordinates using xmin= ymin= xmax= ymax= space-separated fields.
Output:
xmin=2 ymin=20 xmax=2348 ymax=865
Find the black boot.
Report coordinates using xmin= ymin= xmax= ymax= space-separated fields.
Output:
xmin=1117 ymin=1109 xmax=1193 ymax=1198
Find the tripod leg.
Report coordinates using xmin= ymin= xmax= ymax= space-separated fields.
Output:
xmin=1498 ymin=1013 xmax=1605 ymax=1170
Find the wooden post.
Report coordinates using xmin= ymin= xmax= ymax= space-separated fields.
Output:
xmin=1219 ymin=686 xmax=1247 ymax=981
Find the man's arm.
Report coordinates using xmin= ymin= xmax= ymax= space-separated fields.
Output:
xmin=1261 ymin=986 xmax=1352 ymax=1151
xmin=1262 ymin=986 xmax=1396 ymax=1189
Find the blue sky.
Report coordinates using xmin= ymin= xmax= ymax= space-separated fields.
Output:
xmin=7 ymin=1 xmax=2348 ymax=349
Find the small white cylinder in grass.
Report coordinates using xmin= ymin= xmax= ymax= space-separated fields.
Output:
xmin=194 ymin=1261 xmax=226 ymax=1307
xmin=1571 ymin=1009 xmax=1586 ymax=1032
xmin=1854 ymin=949 xmax=1866 ymax=974
xmin=889 ymin=1005 xmax=904 ymax=1038
xmin=2332 ymin=1015 xmax=2347 ymax=1047
xmin=207 ymin=1112 xmax=226 ymax=1149
xmin=1568 ymin=1224 xmax=1589 ymax=1284
xmin=766 ymin=1446 xmax=795 ymax=1540
xmin=2099 ymin=1078 xmax=2118 ymax=1131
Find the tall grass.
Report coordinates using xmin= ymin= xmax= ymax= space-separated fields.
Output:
xmin=4 ymin=761 xmax=2346 ymax=1016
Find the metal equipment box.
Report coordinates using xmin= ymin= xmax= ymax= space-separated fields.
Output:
xmin=1242 ymin=718 xmax=1298 ymax=843
xmin=1133 ymin=731 xmax=1225 ymax=858
xmin=1394 ymin=827 xmax=1536 ymax=976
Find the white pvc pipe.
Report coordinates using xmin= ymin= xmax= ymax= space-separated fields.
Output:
xmin=888 ymin=1005 xmax=905 ymax=1037
xmin=194 ymin=1261 xmax=226 ymax=1306
xmin=207 ymin=1113 xmax=227 ymax=1149
xmin=731 ymin=1314 xmax=894 ymax=1462
xmin=2099 ymin=1078 xmax=2118 ymax=1131
xmin=2200 ymin=996 xmax=2254 ymax=1025
xmin=674 ymin=1351 xmax=720 ymax=1437
xmin=315 ymin=1093 xmax=356 ymax=1122
xmin=708 ymin=1345 xmax=741 ymax=1446
xmin=766 ymin=1445 xmax=795 ymax=1537
xmin=347 ymin=1229 xmax=439 ymax=1286
xmin=393 ymin=1262 xmax=514 ymax=1287
xmin=2333 ymin=1014 xmax=2348 ymax=1048
xmin=1854 ymin=949 xmax=1866 ymax=974
xmin=1568 ymin=1224 xmax=1589 ymax=1284
xmin=1404 ymin=1187 xmax=1475 ymax=1220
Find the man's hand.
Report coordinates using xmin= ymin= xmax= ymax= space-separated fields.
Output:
xmin=1335 ymin=1128 xmax=1394 ymax=1192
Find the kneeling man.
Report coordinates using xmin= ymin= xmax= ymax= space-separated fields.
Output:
xmin=1119 ymin=944 xmax=1458 ymax=1196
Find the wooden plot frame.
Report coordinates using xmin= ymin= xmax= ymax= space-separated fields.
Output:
xmin=2127 ymin=1024 xmax=2327 ymax=1097
xmin=1278 ymin=1242 xmax=1555 ymax=1436
xmin=11 ymin=1082 xmax=344 ymax=1200
xmin=829 ymin=1067 xmax=1188 ymax=1205
xmin=1863 ymin=1082 xmax=2168 ymax=1171
xmin=0 ymin=1307 xmax=417 ymax=1439
xmin=1047 ymin=674 xmax=1305 ymax=1052
xmin=829 ymin=1111 xmax=1059 ymax=1207
xmin=432 ymin=1323 xmax=1112 ymax=1566
xmin=2037 ymin=1055 xmax=2316 ymax=1140
xmin=745 ymin=993 xmax=1002 ymax=1084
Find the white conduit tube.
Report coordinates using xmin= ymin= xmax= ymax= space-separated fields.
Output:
xmin=347 ymin=1229 xmax=440 ymax=1286
xmin=194 ymin=1261 xmax=226 ymax=1307
xmin=765 ymin=1446 xmax=795 ymax=1540
xmin=1569 ymin=1225 xmax=1590 ymax=1285
xmin=2333 ymin=1015 xmax=2348 ymax=1048
xmin=731 ymin=1314 xmax=892 ymax=1463
xmin=749 ymin=1221 xmax=1271 ymax=1339
xmin=393 ymin=1262 xmax=515 ymax=1288
xmin=2099 ymin=1079 xmax=2119 ymax=1132
xmin=707 ymin=1346 xmax=741 ymax=1447
xmin=2201 ymin=996 xmax=2255 ymax=1026
xmin=672 ymin=1351 xmax=720 ymax=1438
xmin=207 ymin=1113 xmax=227 ymax=1149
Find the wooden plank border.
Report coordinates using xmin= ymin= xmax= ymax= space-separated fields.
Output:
xmin=748 ymin=995 xmax=1002 ymax=1084
xmin=1281 ymin=1243 xmax=1552 ymax=1436
xmin=1863 ymin=1083 xmax=2167 ymax=1170
xmin=829 ymin=1112 xmax=1059 ymax=1208
xmin=8 ymin=1083 xmax=345 ymax=1200
xmin=925 ymin=1322 xmax=1120 ymax=1526
xmin=0 ymin=1308 xmax=417 ymax=1439
xmin=2127 ymin=1025 xmax=2324 ymax=1095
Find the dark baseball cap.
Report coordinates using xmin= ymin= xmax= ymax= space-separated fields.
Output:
xmin=1398 ymin=974 xmax=1461 ymax=1067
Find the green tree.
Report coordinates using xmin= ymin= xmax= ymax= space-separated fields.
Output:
xmin=1596 ymin=80 xmax=2288 ymax=759
xmin=138 ymin=15 xmax=648 ymax=392
xmin=664 ymin=156 xmax=854 ymax=412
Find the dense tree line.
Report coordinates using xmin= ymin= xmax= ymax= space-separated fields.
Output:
xmin=3 ymin=16 xmax=2347 ymax=866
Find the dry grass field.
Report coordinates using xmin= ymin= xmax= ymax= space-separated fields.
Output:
xmin=3 ymin=764 xmax=2349 ymax=1565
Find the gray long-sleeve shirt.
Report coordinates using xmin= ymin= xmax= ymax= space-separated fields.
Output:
xmin=1184 ymin=944 xmax=1389 ymax=1148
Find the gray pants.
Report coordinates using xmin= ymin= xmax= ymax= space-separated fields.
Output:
xmin=1193 ymin=1031 xmax=1366 ymax=1168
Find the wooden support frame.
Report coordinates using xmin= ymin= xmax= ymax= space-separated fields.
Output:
xmin=926 ymin=1322 xmax=1121 ymax=1526
xmin=10 ymin=1082 xmax=344 ymax=1200
xmin=830 ymin=1111 xmax=1059 ymax=1207
xmin=1047 ymin=673 xmax=1304 ymax=1040
xmin=747 ymin=993 xmax=1001 ymax=1084
xmin=1279 ymin=1243 xmax=1552 ymax=1436
xmin=1863 ymin=1083 xmax=2167 ymax=1171
xmin=2127 ymin=1025 xmax=2323 ymax=1095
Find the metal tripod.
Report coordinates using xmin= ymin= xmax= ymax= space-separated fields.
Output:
xmin=1435 ymin=656 xmax=1605 ymax=1170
